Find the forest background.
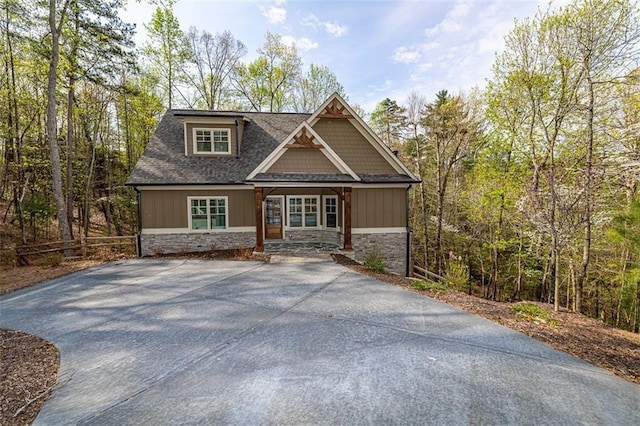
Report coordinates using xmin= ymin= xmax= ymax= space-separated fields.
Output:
xmin=1 ymin=0 xmax=639 ymax=333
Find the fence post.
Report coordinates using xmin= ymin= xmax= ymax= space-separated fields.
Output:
xmin=81 ymin=235 xmax=87 ymax=258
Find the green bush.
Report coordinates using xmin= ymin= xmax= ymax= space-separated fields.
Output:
xmin=444 ymin=256 xmax=469 ymax=291
xmin=412 ymin=279 xmax=448 ymax=293
xmin=510 ymin=302 xmax=559 ymax=326
xmin=363 ymin=247 xmax=387 ymax=273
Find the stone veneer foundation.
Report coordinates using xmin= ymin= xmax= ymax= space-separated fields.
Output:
xmin=352 ymin=232 xmax=408 ymax=276
xmin=140 ymin=232 xmax=256 ymax=256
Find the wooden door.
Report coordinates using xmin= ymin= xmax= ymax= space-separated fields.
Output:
xmin=265 ymin=197 xmax=283 ymax=239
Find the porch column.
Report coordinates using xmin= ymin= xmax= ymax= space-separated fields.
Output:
xmin=344 ymin=187 xmax=352 ymax=250
xmin=255 ymin=187 xmax=264 ymax=252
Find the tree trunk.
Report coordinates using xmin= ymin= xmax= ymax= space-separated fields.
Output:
xmin=46 ymin=0 xmax=72 ymax=251
xmin=575 ymin=74 xmax=594 ymax=314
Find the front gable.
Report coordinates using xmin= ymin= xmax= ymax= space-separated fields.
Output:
xmin=247 ymin=123 xmax=359 ymax=181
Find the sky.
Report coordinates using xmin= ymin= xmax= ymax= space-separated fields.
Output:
xmin=120 ymin=0 xmax=565 ymax=113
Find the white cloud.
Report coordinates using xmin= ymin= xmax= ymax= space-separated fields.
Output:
xmin=281 ymin=35 xmax=318 ymax=51
xmin=392 ymin=46 xmax=421 ymax=64
xmin=261 ymin=5 xmax=287 ymax=25
xmin=304 ymin=13 xmax=348 ymax=37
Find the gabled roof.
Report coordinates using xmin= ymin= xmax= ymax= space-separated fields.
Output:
xmin=126 ymin=110 xmax=310 ymax=185
xmin=126 ymin=94 xmax=419 ymax=187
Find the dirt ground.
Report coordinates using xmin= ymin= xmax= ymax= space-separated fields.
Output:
xmin=1 ymin=253 xmax=639 ymax=425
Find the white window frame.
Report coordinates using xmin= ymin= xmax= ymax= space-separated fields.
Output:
xmin=193 ymin=128 xmax=231 ymax=154
xmin=323 ymin=195 xmax=338 ymax=230
xmin=286 ymin=195 xmax=320 ymax=229
xmin=187 ymin=196 xmax=229 ymax=231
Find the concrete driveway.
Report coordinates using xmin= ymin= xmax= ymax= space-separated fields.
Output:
xmin=1 ymin=258 xmax=638 ymax=425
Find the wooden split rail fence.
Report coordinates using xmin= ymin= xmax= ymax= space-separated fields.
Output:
xmin=10 ymin=236 xmax=136 ymax=265
xmin=412 ymin=264 xmax=445 ymax=282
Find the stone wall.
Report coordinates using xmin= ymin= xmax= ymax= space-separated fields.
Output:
xmin=281 ymin=229 xmax=343 ymax=246
xmin=140 ymin=232 xmax=256 ymax=256
xmin=352 ymin=232 xmax=408 ymax=276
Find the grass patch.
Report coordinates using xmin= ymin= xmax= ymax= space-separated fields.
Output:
xmin=510 ymin=302 xmax=560 ymax=326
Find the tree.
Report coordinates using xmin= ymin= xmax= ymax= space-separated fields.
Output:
xmin=184 ymin=28 xmax=246 ymax=109
xmin=142 ymin=6 xmax=189 ymax=109
xmin=421 ymin=90 xmax=482 ymax=275
xmin=232 ymin=32 xmax=301 ymax=112
xmin=46 ymin=0 xmax=73 ymax=249
xmin=293 ymin=63 xmax=346 ymax=113
xmin=370 ymin=98 xmax=406 ymax=149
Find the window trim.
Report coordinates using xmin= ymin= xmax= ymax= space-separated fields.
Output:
xmin=323 ymin=195 xmax=338 ymax=230
xmin=286 ymin=195 xmax=320 ymax=229
xmin=187 ymin=196 xmax=229 ymax=231
xmin=192 ymin=128 xmax=231 ymax=155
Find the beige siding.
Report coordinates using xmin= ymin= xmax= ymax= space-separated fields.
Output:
xmin=312 ymin=119 xmax=397 ymax=175
xmin=185 ymin=122 xmax=238 ymax=157
xmin=352 ymin=188 xmax=406 ymax=228
xmin=267 ymin=149 xmax=341 ymax=174
xmin=141 ymin=189 xmax=255 ymax=228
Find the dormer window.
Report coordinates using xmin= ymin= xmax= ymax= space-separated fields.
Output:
xmin=193 ymin=128 xmax=230 ymax=154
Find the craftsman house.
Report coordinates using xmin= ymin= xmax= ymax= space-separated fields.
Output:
xmin=126 ymin=93 xmax=419 ymax=275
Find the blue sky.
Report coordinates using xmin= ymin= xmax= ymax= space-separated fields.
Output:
xmin=122 ymin=0 xmax=564 ymax=112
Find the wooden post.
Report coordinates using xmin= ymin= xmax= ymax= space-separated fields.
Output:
xmin=255 ymin=187 xmax=264 ymax=252
xmin=344 ymin=187 xmax=352 ymax=250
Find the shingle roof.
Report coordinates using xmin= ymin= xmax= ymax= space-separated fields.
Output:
xmin=126 ymin=109 xmax=419 ymax=186
xmin=126 ymin=110 xmax=310 ymax=186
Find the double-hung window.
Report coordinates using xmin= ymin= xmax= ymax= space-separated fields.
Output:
xmin=189 ymin=197 xmax=228 ymax=230
xmin=193 ymin=128 xmax=230 ymax=154
xmin=287 ymin=196 xmax=319 ymax=228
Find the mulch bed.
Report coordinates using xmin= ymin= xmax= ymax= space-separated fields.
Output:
xmin=0 ymin=330 xmax=59 ymax=426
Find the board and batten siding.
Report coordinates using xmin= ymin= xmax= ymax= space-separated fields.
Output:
xmin=312 ymin=119 xmax=397 ymax=175
xmin=140 ymin=189 xmax=255 ymax=229
xmin=352 ymin=187 xmax=406 ymax=228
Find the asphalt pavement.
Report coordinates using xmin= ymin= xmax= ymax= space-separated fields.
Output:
xmin=1 ymin=257 xmax=638 ymax=425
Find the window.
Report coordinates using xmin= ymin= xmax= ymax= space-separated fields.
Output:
xmin=324 ymin=196 xmax=337 ymax=228
xmin=189 ymin=197 xmax=227 ymax=230
xmin=193 ymin=128 xmax=230 ymax=154
xmin=287 ymin=196 xmax=319 ymax=228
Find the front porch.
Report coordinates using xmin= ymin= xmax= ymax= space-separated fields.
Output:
xmin=254 ymin=186 xmax=352 ymax=253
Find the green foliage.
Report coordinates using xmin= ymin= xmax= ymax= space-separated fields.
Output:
xmin=510 ymin=302 xmax=560 ymax=326
xmin=363 ymin=247 xmax=387 ymax=274
xmin=412 ymin=279 xmax=448 ymax=293
xmin=444 ymin=256 xmax=469 ymax=291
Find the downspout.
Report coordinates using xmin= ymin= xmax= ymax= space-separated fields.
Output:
xmin=135 ymin=187 xmax=142 ymax=257
xmin=405 ymin=185 xmax=411 ymax=277
xmin=235 ymin=119 xmax=240 ymax=159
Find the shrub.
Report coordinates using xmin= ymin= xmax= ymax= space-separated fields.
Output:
xmin=363 ymin=247 xmax=387 ymax=273
xmin=510 ymin=302 xmax=559 ymax=326
xmin=412 ymin=279 xmax=448 ymax=293
xmin=43 ymin=252 xmax=64 ymax=267
xmin=444 ymin=256 xmax=469 ymax=291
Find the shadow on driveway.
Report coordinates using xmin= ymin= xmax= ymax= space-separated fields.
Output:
xmin=1 ymin=258 xmax=638 ymax=425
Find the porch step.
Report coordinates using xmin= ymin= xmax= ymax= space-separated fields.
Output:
xmin=263 ymin=241 xmax=341 ymax=254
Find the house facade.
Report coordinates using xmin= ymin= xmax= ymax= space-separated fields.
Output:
xmin=126 ymin=94 xmax=419 ymax=275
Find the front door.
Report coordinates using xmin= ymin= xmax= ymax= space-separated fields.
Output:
xmin=265 ymin=197 xmax=283 ymax=239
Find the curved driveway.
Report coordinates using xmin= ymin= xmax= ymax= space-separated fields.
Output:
xmin=1 ymin=258 xmax=638 ymax=425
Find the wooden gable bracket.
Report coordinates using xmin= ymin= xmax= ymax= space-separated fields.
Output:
xmin=329 ymin=187 xmax=345 ymax=200
xmin=261 ymin=187 xmax=277 ymax=201
xmin=318 ymin=98 xmax=354 ymax=119
xmin=288 ymin=127 xmax=321 ymax=149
